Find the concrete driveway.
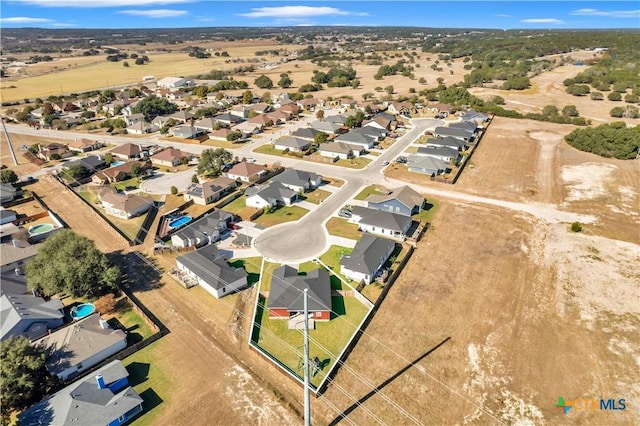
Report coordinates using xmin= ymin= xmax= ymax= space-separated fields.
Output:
xmin=140 ymin=167 xmax=197 ymax=194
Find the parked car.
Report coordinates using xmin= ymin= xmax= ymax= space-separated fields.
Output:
xmin=382 ymin=161 xmax=390 ymax=166
xmin=424 ymin=130 xmax=433 ymax=136
xmin=338 ymin=210 xmax=352 ymax=218
xmin=245 ymin=157 xmax=256 ymax=163
xmin=396 ymin=156 xmax=407 ymax=164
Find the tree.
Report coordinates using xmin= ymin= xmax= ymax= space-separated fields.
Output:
xmin=130 ymin=162 xmax=144 ymax=178
xmin=226 ymin=131 xmax=242 ymax=142
xmin=316 ymin=109 xmax=325 ymax=119
xmin=590 ymin=91 xmax=604 ymax=101
xmin=608 ymin=92 xmax=622 ymax=101
xmin=25 ymin=230 xmax=120 ymax=298
xmin=132 ymin=96 xmax=178 ymax=120
xmin=59 ymin=164 xmax=88 ymax=182
xmin=254 ymin=74 xmax=274 ymax=89
xmin=571 ymin=222 xmax=583 ymax=232
xmin=104 ymin=153 xmax=113 ymax=165
xmin=542 ymin=105 xmax=558 ymax=117
xmin=419 ymin=77 xmax=427 ymax=84
xmin=314 ymin=132 xmax=328 ymax=145
xmin=562 ymin=105 xmax=579 ymax=117
xmin=242 ymin=90 xmax=253 ymax=105
xmin=0 ymin=169 xmax=18 ymax=184
xmin=170 ymin=186 xmax=178 ymax=195
xmin=261 ymin=91 xmax=272 ymax=104
xmin=385 ymin=85 xmax=394 ymax=95
xmin=197 ymin=148 xmax=232 ymax=176
xmin=122 ymin=61 xmax=129 ymax=68
xmin=1 ymin=336 xmax=52 ymax=413
xmin=191 ymin=174 xmax=199 ymax=183
xmin=278 ymin=73 xmax=293 ymax=89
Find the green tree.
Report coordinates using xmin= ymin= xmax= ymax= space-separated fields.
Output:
xmin=562 ymin=105 xmax=579 ymax=117
xmin=242 ymin=90 xmax=253 ymax=105
xmin=385 ymin=85 xmax=394 ymax=95
xmin=0 ymin=336 xmax=52 ymax=413
xmin=25 ymin=230 xmax=120 ymax=298
xmin=170 ymin=186 xmax=178 ymax=195
xmin=314 ymin=132 xmax=328 ymax=145
xmin=132 ymin=96 xmax=178 ymax=120
xmin=542 ymin=105 xmax=558 ymax=117
xmin=254 ymin=74 xmax=274 ymax=89
xmin=608 ymin=92 xmax=622 ymax=101
xmin=104 ymin=153 xmax=113 ymax=165
xmin=0 ymin=169 xmax=18 ymax=184
xmin=197 ymin=148 xmax=233 ymax=176
xmin=316 ymin=109 xmax=325 ymax=119
xmin=226 ymin=131 xmax=243 ymax=142
xmin=278 ymin=73 xmax=293 ymax=89
xmin=59 ymin=164 xmax=88 ymax=182
xmin=191 ymin=174 xmax=199 ymax=183
xmin=566 ymin=84 xmax=590 ymax=96
xmin=261 ymin=91 xmax=272 ymax=104
xmin=130 ymin=162 xmax=144 ymax=178
xmin=419 ymin=77 xmax=427 ymax=84
xmin=590 ymin=91 xmax=604 ymax=101
xmin=571 ymin=222 xmax=583 ymax=232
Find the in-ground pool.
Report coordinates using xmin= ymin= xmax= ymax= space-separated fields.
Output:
xmin=28 ymin=223 xmax=54 ymax=236
xmin=168 ymin=215 xmax=192 ymax=229
xmin=71 ymin=303 xmax=95 ymax=320
xmin=110 ymin=161 xmax=126 ymax=167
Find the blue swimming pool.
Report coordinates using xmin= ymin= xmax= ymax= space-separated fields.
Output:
xmin=168 ymin=216 xmax=192 ymax=229
xmin=111 ymin=161 xmax=126 ymax=167
xmin=71 ymin=303 xmax=95 ymax=320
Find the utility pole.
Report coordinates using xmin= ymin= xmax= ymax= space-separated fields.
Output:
xmin=0 ymin=116 xmax=19 ymax=166
xmin=303 ymin=288 xmax=311 ymax=426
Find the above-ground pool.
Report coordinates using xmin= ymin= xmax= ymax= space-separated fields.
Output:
xmin=71 ymin=303 xmax=96 ymax=320
xmin=168 ymin=215 xmax=192 ymax=229
xmin=110 ymin=161 xmax=126 ymax=167
xmin=28 ymin=223 xmax=54 ymax=236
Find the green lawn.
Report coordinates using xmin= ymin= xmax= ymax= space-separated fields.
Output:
xmin=334 ymin=157 xmax=371 ymax=169
xmin=253 ymin=144 xmax=284 ymax=156
xmin=255 ymin=261 xmax=281 ymax=293
xmin=253 ymin=205 xmax=308 ymax=227
xmin=354 ymin=185 xmax=384 ymax=201
xmin=228 ymin=256 xmax=262 ymax=287
xmin=413 ymin=198 xmax=440 ymax=223
xmin=253 ymin=295 xmax=370 ymax=389
xmin=319 ymin=245 xmax=352 ymax=277
xmin=117 ymin=307 xmax=156 ymax=343
xmin=219 ymin=194 xmax=258 ymax=221
xmin=112 ymin=177 xmax=140 ymax=191
xmin=325 ymin=217 xmax=361 ymax=240
xmin=125 ymin=342 xmax=171 ymax=426
xmin=77 ymin=190 xmax=99 ymax=205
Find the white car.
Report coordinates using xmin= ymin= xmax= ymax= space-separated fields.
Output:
xmin=245 ymin=157 xmax=256 ymax=163
xmin=382 ymin=161 xmax=390 ymax=166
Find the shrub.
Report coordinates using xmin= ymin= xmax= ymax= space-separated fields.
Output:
xmin=571 ymin=222 xmax=583 ymax=232
xmin=170 ymin=186 xmax=178 ymax=195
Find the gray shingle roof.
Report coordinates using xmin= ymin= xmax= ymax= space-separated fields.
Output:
xmin=269 ymin=266 xmax=332 ymax=312
xmin=250 ymin=181 xmax=297 ymax=204
xmin=340 ymin=234 xmax=395 ymax=276
xmin=274 ymin=136 xmax=311 ymax=149
xmin=365 ymin=186 xmax=424 ymax=211
xmin=352 ymin=206 xmax=412 ymax=232
xmin=1 ymin=295 xmax=64 ymax=341
xmin=176 ymin=245 xmax=247 ymax=290
xmin=185 ymin=177 xmax=236 ymax=200
xmin=449 ymin=121 xmax=478 ymax=132
xmin=425 ymin=136 xmax=467 ymax=151
xmin=18 ymin=360 xmax=142 ymax=426
xmin=417 ymin=145 xmax=460 ymax=159
xmin=335 ymin=131 xmax=373 ymax=146
xmin=271 ymin=169 xmax=320 ymax=188
xmin=434 ymin=126 xmax=473 ymax=140
xmin=290 ymin=127 xmax=321 ymax=140
xmin=172 ymin=211 xmax=233 ymax=242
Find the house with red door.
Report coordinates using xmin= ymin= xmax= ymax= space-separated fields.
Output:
xmin=268 ymin=265 xmax=332 ymax=322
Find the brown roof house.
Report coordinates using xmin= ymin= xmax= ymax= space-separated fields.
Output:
xmin=99 ymin=187 xmax=153 ymax=219
xmin=110 ymin=143 xmax=143 ymax=160
xmin=68 ymin=138 xmax=102 ymax=153
xmin=38 ymin=143 xmax=72 ymax=161
xmin=183 ymin=176 xmax=237 ymax=205
xmin=92 ymin=161 xmax=149 ymax=184
xmin=223 ymin=161 xmax=268 ymax=183
xmin=151 ymin=148 xmax=189 ymax=167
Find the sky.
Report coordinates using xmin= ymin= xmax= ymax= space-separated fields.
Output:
xmin=1 ymin=1 xmax=639 ymax=29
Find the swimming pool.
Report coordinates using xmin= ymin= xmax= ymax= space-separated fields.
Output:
xmin=71 ymin=303 xmax=95 ymax=320
xmin=111 ymin=161 xmax=126 ymax=167
xmin=28 ymin=223 xmax=54 ymax=236
xmin=168 ymin=216 xmax=192 ymax=229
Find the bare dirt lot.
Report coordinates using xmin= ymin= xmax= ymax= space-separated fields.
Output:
xmin=316 ymin=201 xmax=639 ymax=425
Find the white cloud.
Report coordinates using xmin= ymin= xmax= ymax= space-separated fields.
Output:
xmin=0 ymin=16 xmax=53 ymax=23
xmin=239 ymin=6 xmax=367 ymax=19
xmin=496 ymin=14 xmax=511 ymax=18
xmin=521 ymin=18 xmax=565 ymax=24
xmin=15 ymin=0 xmax=191 ymax=7
xmin=119 ymin=9 xmax=187 ymax=18
xmin=570 ymin=8 xmax=640 ymax=18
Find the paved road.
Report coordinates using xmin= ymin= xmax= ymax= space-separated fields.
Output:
xmin=140 ymin=166 xmax=197 ymax=194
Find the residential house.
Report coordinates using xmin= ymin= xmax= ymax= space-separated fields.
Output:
xmin=271 ymin=169 xmax=322 ymax=193
xmin=171 ymin=210 xmax=234 ymax=248
xmin=416 ymin=145 xmax=461 ymax=163
xmin=194 ymin=116 xmax=226 ymax=132
xmin=183 ymin=177 xmax=237 ymax=205
xmin=290 ymin=127 xmax=321 ymax=141
xmin=460 ymin=110 xmax=490 ymax=123
xmin=248 ymin=114 xmax=275 ymax=128
xmin=311 ymin=120 xmax=344 ymax=135
xmin=406 ymin=155 xmax=449 ymax=176
xmin=350 ymin=206 xmax=412 ymax=239
xmin=429 ymin=103 xmax=456 ymax=115
xmin=268 ymin=265 xmax=332 ymax=321
xmin=38 ymin=143 xmax=72 ymax=161
xmin=449 ymin=121 xmax=478 ymax=133
xmin=340 ymin=235 xmax=395 ymax=284
xmin=425 ymin=136 xmax=468 ymax=151
xmin=278 ymin=103 xmax=301 ymax=117
xmin=212 ymin=112 xmax=244 ymax=127
xmin=324 ymin=114 xmax=348 ymax=125
xmin=352 ymin=126 xmax=386 ymax=141
xmin=0 ymin=236 xmax=38 ymax=296
xmin=0 ymin=294 xmax=64 ymax=341
xmin=434 ymin=126 xmax=474 ymax=142
xmin=318 ymin=142 xmax=364 ymax=160
xmin=62 ymin=155 xmax=107 ymax=174
xmin=297 ymin=98 xmax=322 ymax=111
xmin=168 ymin=110 xmax=194 ymax=123
xmin=248 ymin=103 xmax=271 ymax=114
xmin=126 ymin=121 xmax=159 ymax=135
xmin=18 ymin=360 xmax=143 ymax=426
xmin=0 ymin=208 xmax=17 ymax=225
xmin=110 ymin=143 xmax=143 ymax=160
xmin=334 ymin=131 xmax=375 ymax=150
xmin=124 ymin=113 xmax=145 ymax=127
xmin=0 ymin=184 xmax=22 ymax=205
xmin=68 ymin=138 xmax=101 ymax=153
xmin=359 ymin=102 xmax=383 ymax=114
xmin=53 ymin=101 xmax=79 ymax=113
xmin=34 ymin=313 xmax=127 ymax=382
xmin=99 ymin=188 xmax=153 ymax=219
xmin=365 ymin=185 xmax=424 ymax=217
xmin=364 ymin=113 xmax=395 ymax=131
xmin=208 ymin=128 xmax=234 ymax=141
xmin=157 ymin=76 xmax=192 ymax=88
xmin=224 ymin=162 xmax=268 ymax=183
xmin=245 ymin=181 xmax=297 ymax=209
xmin=232 ymin=121 xmax=263 ymax=135
xmin=151 ymin=114 xmax=173 ymax=128
xmin=387 ymin=101 xmax=413 ymax=115
xmin=151 ymin=148 xmax=188 ymax=167
xmin=176 ymin=244 xmax=248 ymax=299
xmin=266 ymin=109 xmax=291 ymax=123
xmin=172 ymin=125 xmax=206 ymax=139
xmin=273 ymin=136 xmax=311 ymax=153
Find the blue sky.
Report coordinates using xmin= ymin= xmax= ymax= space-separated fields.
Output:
xmin=1 ymin=1 xmax=639 ymax=29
